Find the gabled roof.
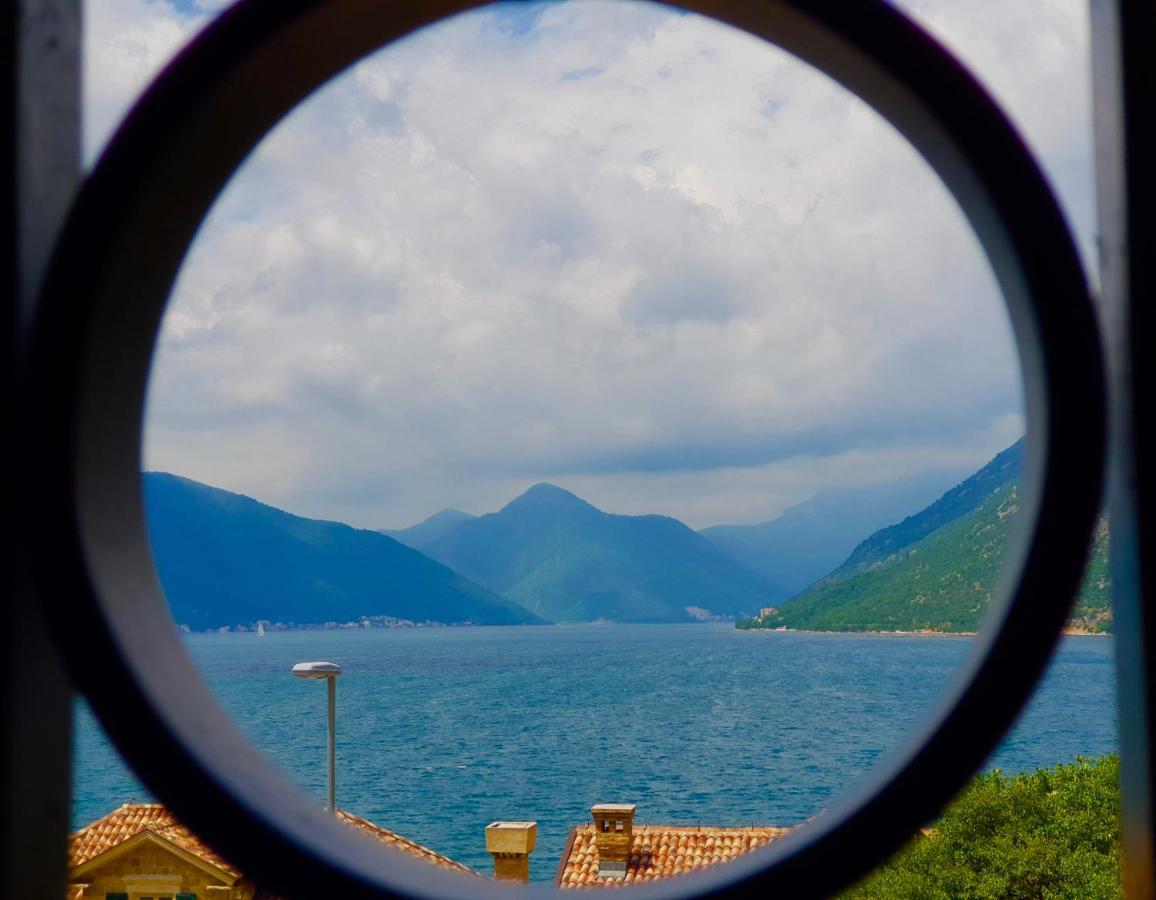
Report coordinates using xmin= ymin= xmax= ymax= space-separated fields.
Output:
xmin=69 ymin=803 xmax=477 ymax=883
xmin=556 ymin=824 xmax=791 ymax=888
xmin=69 ymin=803 xmax=241 ymax=880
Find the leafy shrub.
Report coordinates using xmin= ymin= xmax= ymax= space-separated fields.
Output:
xmin=846 ymin=755 xmax=1120 ymax=899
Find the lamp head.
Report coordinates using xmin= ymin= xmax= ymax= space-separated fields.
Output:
xmin=292 ymin=661 xmax=342 ymax=679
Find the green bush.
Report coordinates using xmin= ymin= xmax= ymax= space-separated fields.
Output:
xmin=846 ymin=756 xmax=1121 ymax=899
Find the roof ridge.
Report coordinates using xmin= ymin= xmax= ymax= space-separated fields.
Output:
xmin=335 ymin=810 xmax=476 ymax=875
xmin=575 ymin=822 xmax=788 ymax=830
xmin=557 ymin=822 xmax=793 ymax=888
xmin=338 ymin=809 xmax=428 ymax=851
xmin=68 ymin=801 xmax=167 ymax=840
xmin=634 ymin=824 xmax=789 ymax=831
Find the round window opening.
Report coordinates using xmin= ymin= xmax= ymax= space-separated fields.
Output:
xmin=32 ymin=1 xmax=1105 ymax=898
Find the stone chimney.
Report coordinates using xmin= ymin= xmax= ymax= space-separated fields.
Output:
xmin=592 ymin=803 xmax=636 ymax=878
xmin=485 ymin=821 xmax=537 ymax=882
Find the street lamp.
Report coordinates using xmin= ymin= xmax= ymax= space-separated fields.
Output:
xmin=292 ymin=661 xmax=342 ymax=814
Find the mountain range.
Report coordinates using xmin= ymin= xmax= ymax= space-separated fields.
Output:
xmin=143 ymin=472 xmax=539 ymax=630
xmin=738 ymin=439 xmax=1113 ymax=633
xmin=144 ymin=437 xmax=1104 ymax=633
xmin=419 ymin=483 xmax=772 ymax=623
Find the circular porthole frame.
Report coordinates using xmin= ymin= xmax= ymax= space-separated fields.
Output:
xmin=22 ymin=0 xmax=1106 ymax=897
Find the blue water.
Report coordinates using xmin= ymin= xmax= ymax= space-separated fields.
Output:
xmin=73 ymin=625 xmax=1117 ymax=881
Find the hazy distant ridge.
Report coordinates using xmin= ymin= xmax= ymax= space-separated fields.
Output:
xmin=699 ymin=470 xmax=964 ymax=601
xmin=382 ymin=508 xmax=477 ymax=550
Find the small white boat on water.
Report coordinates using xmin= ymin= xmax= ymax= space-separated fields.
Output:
xmin=257 ymin=622 xmax=266 ymax=637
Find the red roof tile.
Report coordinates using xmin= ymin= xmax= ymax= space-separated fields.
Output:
xmin=336 ymin=810 xmax=477 ymax=876
xmin=69 ymin=803 xmax=476 ymax=880
xmin=557 ymin=824 xmax=791 ymax=888
xmin=69 ymin=803 xmax=240 ymax=877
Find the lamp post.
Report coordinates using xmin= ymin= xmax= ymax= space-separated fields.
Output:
xmin=292 ymin=661 xmax=342 ymax=814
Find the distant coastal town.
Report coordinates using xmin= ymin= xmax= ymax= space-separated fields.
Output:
xmin=179 ymin=615 xmax=466 ymax=634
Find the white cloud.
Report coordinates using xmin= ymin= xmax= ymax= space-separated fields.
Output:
xmin=890 ymin=0 xmax=1095 ymax=270
xmin=81 ymin=0 xmax=1091 ymax=528
xmin=83 ymin=0 xmax=212 ymax=160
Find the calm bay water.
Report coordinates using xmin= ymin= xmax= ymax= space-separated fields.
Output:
xmin=73 ymin=624 xmax=1117 ymax=881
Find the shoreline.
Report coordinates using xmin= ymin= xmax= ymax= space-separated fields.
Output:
xmin=738 ymin=626 xmax=976 ymax=637
xmin=180 ymin=620 xmax=1115 ymax=637
xmin=738 ymin=626 xmax=1112 ymax=638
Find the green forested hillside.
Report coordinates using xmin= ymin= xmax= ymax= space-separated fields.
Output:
xmin=739 ymin=483 xmax=1110 ymax=633
xmin=1072 ymin=516 xmax=1112 ymax=631
xmin=835 ymin=439 xmax=1023 ymax=575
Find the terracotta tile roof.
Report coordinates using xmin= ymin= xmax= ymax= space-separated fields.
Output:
xmin=70 ymin=803 xmax=476 ymax=881
xmin=69 ymin=803 xmax=241 ymax=878
xmin=557 ymin=824 xmax=791 ymax=888
xmin=336 ymin=810 xmax=477 ymax=876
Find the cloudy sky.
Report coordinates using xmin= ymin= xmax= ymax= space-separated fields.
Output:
xmin=86 ymin=0 xmax=1093 ymax=530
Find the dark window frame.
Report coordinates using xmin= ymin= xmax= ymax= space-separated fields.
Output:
xmin=4 ymin=0 xmax=1152 ymax=896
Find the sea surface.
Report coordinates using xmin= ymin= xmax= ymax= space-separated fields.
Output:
xmin=73 ymin=624 xmax=1117 ymax=881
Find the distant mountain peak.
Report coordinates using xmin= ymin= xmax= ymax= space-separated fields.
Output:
xmin=422 ymin=481 xmax=772 ymax=623
xmin=380 ymin=507 xmax=476 ymax=551
xmin=503 ymin=482 xmax=595 ymax=513
xmin=422 ymin=508 xmax=474 ymax=526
